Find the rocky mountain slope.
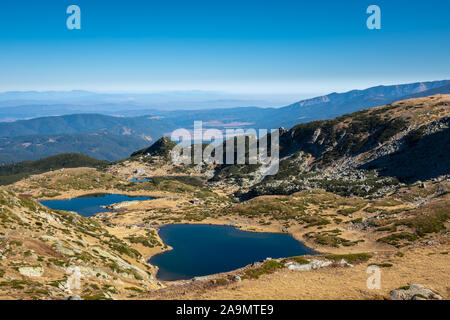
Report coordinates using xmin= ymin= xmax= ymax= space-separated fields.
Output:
xmin=131 ymin=137 xmax=177 ymax=158
xmin=0 ymin=189 xmax=165 ymax=300
xmin=212 ymin=95 xmax=449 ymax=200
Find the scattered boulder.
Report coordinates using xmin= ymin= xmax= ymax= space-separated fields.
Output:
xmin=63 ymin=295 xmax=83 ymax=300
xmin=390 ymin=284 xmax=443 ymax=300
xmin=53 ymin=243 xmax=79 ymax=257
xmin=193 ymin=275 xmax=216 ymax=281
xmin=108 ymin=201 xmax=141 ymax=210
xmin=234 ymin=275 xmax=242 ymax=282
xmin=78 ymin=266 xmax=110 ymax=280
xmin=286 ymin=259 xmax=332 ymax=271
xmin=340 ymin=259 xmax=354 ymax=268
xmin=310 ymin=259 xmax=333 ymax=269
xmin=189 ymin=199 xmax=204 ymax=205
xmin=134 ymin=168 xmax=146 ymax=175
xmin=288 ymin=263 xmax=312 ymax=271
xmin=18 ymin=266 xmax=44 ymax=277
xmin=39 ymin=235 xmax=59 ymax=242
xmin=436 ymin=183 xmax=448 ymax=196
xmin=91 ymin=246 xmax=147 ymax=280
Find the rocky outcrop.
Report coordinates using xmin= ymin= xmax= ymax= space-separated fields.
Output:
xmin=53 ymin=243 xmax=79 ymax=257
xmin=361 ymin=118 xmax=450 ymax=183
xmin=390 ymin=284 xmax=443 ymax=300
xmin=131 ymin=137 xmax=176 ymax=158
xmin=63 ymin=295 xmax=83 ymax=300
xmin=18 ymin=266 xmax=44 ymax=277
xmin=285 ymin=259 xmax=333 ymax=271
xmin=107 ymin=201 xmax=141 ymax=210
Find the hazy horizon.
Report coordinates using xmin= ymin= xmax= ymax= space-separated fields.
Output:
xmin=1 ymin=0 xmax=449 ymax=96
xmin=1 ymin=78 xmax=449 ymax=111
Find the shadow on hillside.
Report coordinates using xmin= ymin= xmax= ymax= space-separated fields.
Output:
xmin=360 ymin=127 xmax=450 ymax=183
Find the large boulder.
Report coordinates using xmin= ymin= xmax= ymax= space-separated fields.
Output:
xmin=390 ymin=284 xmax=443 ymax=300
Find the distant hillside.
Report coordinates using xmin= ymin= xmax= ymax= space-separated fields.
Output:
xmin=0 ymin=153 xmax=109 ymax=185
xmin=210 ymin=95 xmax=450 ymax=200
xmin=401 ymin=83 xmax=450 ymax=100
xmin=0 ymin=113 xmax=172 ymax=138
xmin=260 ymin=80 xmax=450 ymax=129
xmin=0 ymin=80 xmax=449 ymax=164
xmin=131 ymin=137 xmax=177 ymax=158
xmin=1 ymin=81 xmax=448 ymax=138
xmin=0 ymin=132 xmax=149 ymax=163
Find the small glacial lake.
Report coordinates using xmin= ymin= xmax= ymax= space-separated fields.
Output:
xmin=39 ymin=193 xmax=152 ymax=217
xmin=149 ymin=224 xmax=315 ymax=281
xmin=130 ymin=178 xmax=149 ymax=183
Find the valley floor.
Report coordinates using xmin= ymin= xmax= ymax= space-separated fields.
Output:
xmin=2 ymin=154 xmax=449 ymax=300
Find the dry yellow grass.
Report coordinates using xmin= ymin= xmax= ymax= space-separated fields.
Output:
xmin=150 ymin=245 xmax=449 ymax=300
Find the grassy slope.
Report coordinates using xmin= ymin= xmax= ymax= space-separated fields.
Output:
xmin=0 ymin=188 xmax=160 ymax=300
xmin=0 ymin=153 xmax=109 ymax=186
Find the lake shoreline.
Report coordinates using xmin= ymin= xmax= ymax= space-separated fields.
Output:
xmin=147 ymin=223 xmax=318 ymax=282
xmin=36 ymin=189 xmax=166 ymax=201
xmin=39 ymin=193 xmax=154 ymax=217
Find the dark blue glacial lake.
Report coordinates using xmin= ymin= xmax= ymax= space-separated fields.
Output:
xmin=40 ymin=194 xmax=152 ymax=217
xmin=130 ymin=178 xmax=149 ymax=183
xmin=149 ymin=224 xmax=315 ymax=281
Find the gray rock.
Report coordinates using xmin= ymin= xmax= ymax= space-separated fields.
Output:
xmin=64 ymin=295 xmax=82 ymax=300
xmin=134 ymin=168 xmax=146 ymax=175
xmin=108 ymin=200 xmax=141 ymax=210
xmin=340 ymin=259 xmax=354 ymax=268
xmin=288 ymin=263 xmax=311 ymax=271
xmin=18 ymin=266 xmax=44 ymax=277
xmin=286 ymin=259 xmax=332 ymax=271
xmin=390 ymin=284 xmax=443 ymax=300
xmin=53 ymin=244 xmax=78 ymax=257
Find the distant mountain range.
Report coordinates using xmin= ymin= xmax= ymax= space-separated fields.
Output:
xmin=0 ymin=80 xmax=449 ymax=164
xmin=0 ymin=90 xmax=284 ymax=120
xmin=0 ymin=133 xmax=149 ymax=164
xmin=259 ymin=80 xmax=450 ymax=129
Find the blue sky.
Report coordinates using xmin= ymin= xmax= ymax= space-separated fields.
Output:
xmin=0 ymin=0 xmax=449 ymax=97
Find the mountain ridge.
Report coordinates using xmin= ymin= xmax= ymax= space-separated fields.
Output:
xmin=1 ymin=80 xmax=449 ymax=164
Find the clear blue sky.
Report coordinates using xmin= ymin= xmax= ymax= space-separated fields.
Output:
xmin=0 ymin=0 xmax=449 ymax=96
